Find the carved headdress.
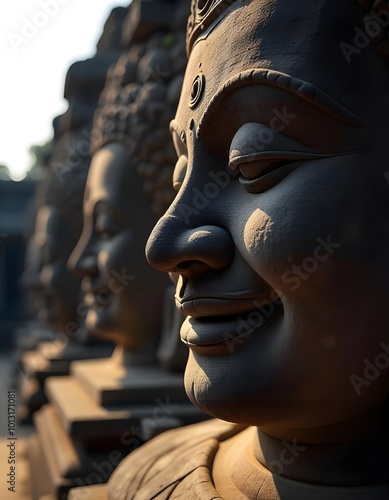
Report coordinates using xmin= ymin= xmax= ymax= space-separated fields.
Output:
xmin=92 ymin=22 xmax=188 ymax=216
xmin=186 ymin=0 xmax=236 ymax=55
xmin=187 ymin=0 xmax=389 ymax=58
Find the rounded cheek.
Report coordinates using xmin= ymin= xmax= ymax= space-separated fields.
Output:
xmin=97 ymin=239 xmax=127 ymax=286
xmin=242 ymin=208 xmax=274 ymax=254
xmin=232 ymin=167 xmax=351 ymax=297
xmin=234 ymin=201 xmax=310 ymax=297
xmin=96 ymin=236 xmax=145 ymax=331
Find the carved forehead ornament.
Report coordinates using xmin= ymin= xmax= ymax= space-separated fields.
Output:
xmin=187 ymin=0 xmax=389 ymax=61
xmin=186 ymin=0 xmax=236 ymax=55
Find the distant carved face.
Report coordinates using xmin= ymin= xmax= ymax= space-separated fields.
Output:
xmin=21 ymin=238 xmax=45 ymax=317
xmin=70 ymin=143 xmax=168 ymax=350
xmin=146 ymin=0 xmax=389 ymax=436
xmin=35 ymin=205 xmax=82 ymax=331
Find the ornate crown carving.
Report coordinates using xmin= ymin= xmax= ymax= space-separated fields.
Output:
xmin=187 ymin=0 xmax=236 ymax=55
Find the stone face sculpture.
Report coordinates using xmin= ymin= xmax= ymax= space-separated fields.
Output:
xmin=107 ymin=0 xmax=389 ymax=497
xmin=34 ymin=134 xmax=87 ymax=334
xmin=20 ymin=150 xmax=52 ymax=333
xmin=69 ymin=142 xmax=168 ymax=355
xmin=32 ymin=23 xmax=129 ymax=340
xmin=32 ymin=83 xmax=104 ymax=345
xmin=69 ymin=21 xmax=187 ymax=368
xmin=36 ymin=7 xmax=206 ymax=497
xmin=17 ymin=21 xmax=127 ymax=423
xmin=32 ymin=6 xmax=128 ymax=339
xmin=18 ymin=122 xmax=111 ymax=424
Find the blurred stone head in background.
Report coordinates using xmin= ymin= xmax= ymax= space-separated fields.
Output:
xmin=70 ymin=4 xmax=188 ymax=358
xmin=31 ymin=8 xmax=129 ymax=335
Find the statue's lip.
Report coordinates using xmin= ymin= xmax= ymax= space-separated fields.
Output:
xmin=180 ymin=304 xmax=282 ymax=353
xmin=176 ymin=294 xmax=277 ymax=318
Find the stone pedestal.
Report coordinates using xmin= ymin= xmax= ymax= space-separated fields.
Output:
xmin=70 ymin=353 xmax=187 ymax=406
xmin=16 ymin=323 xmax=55 ymax=352
xmin=24 ymin=339 xmax=115 ymax=378
xmin=46 ymin=358 xmax=204 ymax=438
xmin=17 ymin=338 xmax=114 ymax=424
xmin=69 ymin=485 xmax=108 ymax=500
xmin=28 ymin=343 xmax=206 ymax=499
xmin=29 ymin=405 xmax=114 ymax=499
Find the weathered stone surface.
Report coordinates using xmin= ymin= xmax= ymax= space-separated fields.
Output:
xmin=105 ymin=0 xmax=389 ymax=497
xmin=69 ymin=484 xmax=108 ymax=500
xmin=122 ymin=0 xmax=177 ymax=44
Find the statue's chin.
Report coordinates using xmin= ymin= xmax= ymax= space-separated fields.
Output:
xmin=184 ymin=373 xmax=251 ymax=425
xmin=183 ymin=351 xmax=300 ymax=428
xmin=183 ymin=355 xmax=245 ymax=423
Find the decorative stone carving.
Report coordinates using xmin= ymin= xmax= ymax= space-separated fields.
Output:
xmin=34 ymin=3 xmax=205 ymax=499
xmin=17 ymin=7 xmax=128 ymax=424
xmin=106 ymin=0 xmax=389 ymax=498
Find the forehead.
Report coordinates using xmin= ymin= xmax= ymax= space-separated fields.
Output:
xmin=176 ymin=0 xmax=387 ymax=135
xmin=35 ymin=205 xmax=65 ymax=247
xmin=86 ymin=146 xmax=135 ymax=202
xmin=85 ymin=145 xmax=152 ymax=218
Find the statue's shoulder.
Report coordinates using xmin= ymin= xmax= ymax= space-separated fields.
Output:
xmin=108 ymin=419 xmax=246 ymax=500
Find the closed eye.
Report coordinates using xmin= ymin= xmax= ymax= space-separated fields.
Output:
xmin=239 ymin=159 xmax=293 ymax=180
xmin=238 ymin=159 xmax=304 ymax=194
xmin=229 ymin=151 xmax=321 ymax=194
xmin=229 ymin=150 xmax=362 ymax=194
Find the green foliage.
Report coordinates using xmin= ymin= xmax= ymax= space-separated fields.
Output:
xmin=26 ymin=138 xmax=53 ymax=179
xmin=163 ymin=34 xmax=176 ymax=48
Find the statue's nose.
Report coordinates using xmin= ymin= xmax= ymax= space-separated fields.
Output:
xmin=146 ymin=214 xmax=235 ymax=274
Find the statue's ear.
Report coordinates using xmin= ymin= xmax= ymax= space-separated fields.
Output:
xmin=356 ymin=0 xmax=389 ymax=59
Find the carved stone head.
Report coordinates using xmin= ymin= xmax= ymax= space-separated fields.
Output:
xmin=146 ymin=0 xmax=389 ymax=439
xmin=34 ymin=127 xmax=89 ymax=332
xmin=70 ymin=24 xmax=187 ymax=354
xmin=31 ymin=9 xmax=128 ymax=335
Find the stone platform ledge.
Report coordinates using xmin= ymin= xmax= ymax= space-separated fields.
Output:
xmin=69 ymin=484 xmax=108 ymax=500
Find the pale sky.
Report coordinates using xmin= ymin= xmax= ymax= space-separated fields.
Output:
xmin=0 ymin=0 xmax=130 ymax=180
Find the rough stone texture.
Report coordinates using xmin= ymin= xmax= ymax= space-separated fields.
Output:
xmin=106 ymin=0 xmax=389 ymax=497
xmin=17 ymin=7 xmax=126 ymax=428
xmin=92 ymin=16 xmax=188 ymax=217
xmin=122 ymin=0 xmax=177 ymax=45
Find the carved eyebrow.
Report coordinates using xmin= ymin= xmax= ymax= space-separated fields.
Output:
xmin=198 ymin=68 xmax=365 ymax=136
